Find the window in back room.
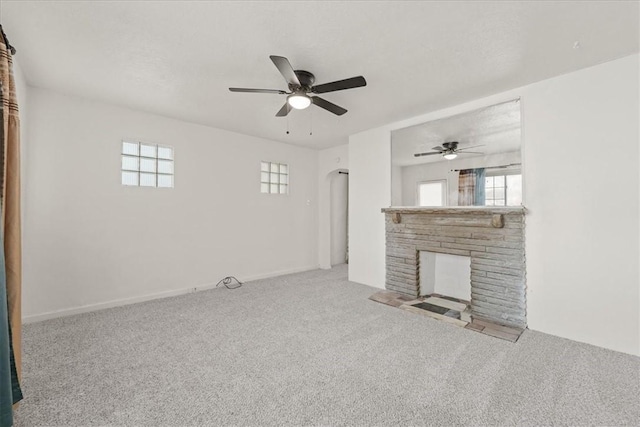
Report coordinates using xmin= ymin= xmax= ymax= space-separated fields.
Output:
xmin=391 ymin=99 xmax=522 ymax=207
xmin=417 ymin=180 xmax=446 ymax=206
xmin=485 ymin=172 xmax=522 ymax=206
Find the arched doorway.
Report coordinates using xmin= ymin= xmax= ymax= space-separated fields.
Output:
xmin=329 ymin=170 xmax=349 ymax=266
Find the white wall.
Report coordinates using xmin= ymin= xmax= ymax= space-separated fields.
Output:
xmin=348 ymin=129 xmax=390 ymax=288
xmin=523 ymin=55 xmax=639 ymax=356
xmin=23 ymin=88 xmax=319 ymax=320
xmin=329 ymin=172 xmax=348 ymax=265
xmin=398 ymin=151 xmax=521 ymax=206
xmin=349 ymin=54 xmax=640 ymax=356
xmin=317 ymin=144 xmax=348 ymax=269
xmin=391 ymin=164 xmax=402 ymax=206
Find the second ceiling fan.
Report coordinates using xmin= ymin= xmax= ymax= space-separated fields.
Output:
xmin=229 ymin=55 xmax=366 ymax=116
xmin=414 ymin=141 xmax=484 ymax=160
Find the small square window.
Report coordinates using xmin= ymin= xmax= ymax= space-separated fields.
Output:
xmin=121 ymin=141 xmax=174 ymax=188
xmin=261 ymin=161 xmax=289 ymax=194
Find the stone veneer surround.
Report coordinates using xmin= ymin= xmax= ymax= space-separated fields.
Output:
xmin=382 ymin=207 xmax=526 ymax=328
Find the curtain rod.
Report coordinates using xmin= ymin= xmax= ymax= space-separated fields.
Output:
xmin=0 ymin=25 xmax=16 ymax=55
xmin=338 ymin=171 xmax=349 ymax=175
xmin=451 ymin=163 xmax=521 ymax=172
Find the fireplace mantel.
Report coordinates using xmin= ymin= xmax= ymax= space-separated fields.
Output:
xmin=382 ymin=206 xmax=526 ymax=328
xmin=382 ymin=206 xmax=526 ymax=215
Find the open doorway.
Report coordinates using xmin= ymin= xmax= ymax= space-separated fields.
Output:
xmin=330 ymin=170 xmax=349 ymax=266
xmin=390 ymin=99 xmax=522 ymax=207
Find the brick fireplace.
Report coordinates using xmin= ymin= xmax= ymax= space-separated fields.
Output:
xmin=382 ymin=207 xmax=526 ymax=328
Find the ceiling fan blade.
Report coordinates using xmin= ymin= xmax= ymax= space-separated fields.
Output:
xmin=229 ymin=88 xmax=288 ymax=94
xmin=312 ymin=96 xmax=347 ymax=116
xmin=457 ymin=145 xmax=485 ymax=151
xmin=431 ymin=146 xmax=445 ymax=151
xmin=414 ymin=152 xmax=444 ymax=157
xmin=270 ymin=55 xmax=301 ymax=86
xmin=275 ymin=102 xmax=292 ymax=117
xmin=312 ymin=76 xmax=367 ymax=94
xmin=458 ymin=151 xmax=484 ymax=155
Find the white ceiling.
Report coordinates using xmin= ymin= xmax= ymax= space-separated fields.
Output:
xmin=1 ymin=1 xmax=638 ymax=149
xmin=392 ymin=100 xmax=521 ymax=167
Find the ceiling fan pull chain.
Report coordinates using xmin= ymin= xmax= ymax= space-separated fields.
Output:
xmin=286 ymin=115 xmax=290 ymax=135
xmin=310 ymin=108 xmax=313 ymax=136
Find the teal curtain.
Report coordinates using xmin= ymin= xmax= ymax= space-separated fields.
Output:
xmin=474 ymin=168 xmax=486 ymax=205
xmin=0 ymin=211 xmax=19 ymax=427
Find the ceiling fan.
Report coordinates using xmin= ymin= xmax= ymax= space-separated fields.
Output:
xmin=229 ymin=55 xmax=366 ymax=117
xmin=414 ymin=141 xmax=484 ymax=160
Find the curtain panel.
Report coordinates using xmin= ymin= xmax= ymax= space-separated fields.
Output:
xmin=0 ymin=28 xmax=22 ymax=379
xmin=0 ymin=89 xmax=11 ymax=427
xmin=0 ymin=83 xmax=21 ymax=427
xmin=458 ymin=168 xmax=486 ymax=206
xmin=0 ymin=25 xmax=23 ymax=427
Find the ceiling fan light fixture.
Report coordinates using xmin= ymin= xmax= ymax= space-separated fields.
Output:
xmin=443 ymin=152 xmax=458 ymax=160
xmin=287 ymin=93 xmax=311 ymax=110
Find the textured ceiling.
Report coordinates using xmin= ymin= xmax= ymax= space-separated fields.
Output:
xmin=392 ymin=100 xmax=521 ymax=167
xmin=1 ymin=1 xmax=638 ymax=149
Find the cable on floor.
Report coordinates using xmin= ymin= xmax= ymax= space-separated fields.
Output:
xmin=216 ymin=276 xmax=243 ymax=289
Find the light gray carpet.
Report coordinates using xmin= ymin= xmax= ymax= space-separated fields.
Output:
xmin=14 ymin=265 xmax=640 ymax=426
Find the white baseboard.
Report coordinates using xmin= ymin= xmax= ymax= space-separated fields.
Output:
xmin=240 ymin=264 xmax=320 ymax=282
xmin=22 ymin=264 xmax=320 ymax=324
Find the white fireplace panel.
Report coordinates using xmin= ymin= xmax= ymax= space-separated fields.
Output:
xmin=420 ymin=252 xmax=471 ymax=301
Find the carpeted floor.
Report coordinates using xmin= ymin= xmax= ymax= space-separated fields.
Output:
xmin=14 ymin=265 xmax=640 ymax=426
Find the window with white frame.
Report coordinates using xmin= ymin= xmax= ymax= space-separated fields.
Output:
xmin=485 ymin=172 xmax=522 ymax=206
xmin=261 ymin=161 xmax=288 ymax=194
xmin=121 ymin=141 xmax=174 ymax=188
xmin=417 ymin=180 xmax=446 ymax=206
